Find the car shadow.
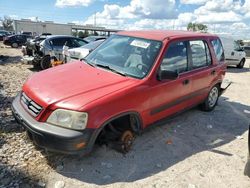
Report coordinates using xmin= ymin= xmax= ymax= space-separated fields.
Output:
xmin=0 ymin=160 xmax=44 ymax=187
xmin=0 ymin=55 xmax=22 ymax=65
xmin=226 ymin=66 xmax=249 ymax=73
xmin=42 ymin=97 xmax=250 ymax=185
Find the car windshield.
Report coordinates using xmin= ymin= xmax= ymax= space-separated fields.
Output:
xmin=80 ymin=40 xmax=104 ymax=50
xmin=85 ymin=35 xmax=162 ymax=79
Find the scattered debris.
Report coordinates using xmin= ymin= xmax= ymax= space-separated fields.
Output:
xmin=101 ymin=162 xmax=113 ymax=169
xmin=207 ymin=124 xmax=213 ymax=129
xmin=54 ymin=180 xmax=65 ymax=188
xmin=37 ymin=180 xmax=46 ymax=187
xmin=188 ymin=184 xmax=196 ymax=188
xmin=243 ymin=109 xmax=250 ymax=114
xmin=56 ymin=165 xmax=64 ymax=171
xmin=166 ymin=139 xmax=173 ymax=145
xmin=235 ymin=135 xmax=243 ymax=140
xmin=156 ymin=163 xmax=162 ymax=168
xmin=103 ymin=175 xmax=111 ymax=180
xmin=200 ymin=173 xmax=205 ymax=177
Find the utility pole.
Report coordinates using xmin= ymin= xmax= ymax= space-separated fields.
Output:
xmin=36 ymin=17 xmax=39 ymax=35
xmin=94 ymin=12 xmax=96 ymax=26
xmin=173 ymin=19 xmax=175 ymax=30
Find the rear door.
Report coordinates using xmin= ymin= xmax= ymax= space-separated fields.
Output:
xmin=50 ymin=37 xmax=68 ymax=59
xmin=188 ymin=40 xmax=214 ymax=104
xmin=189 ymin=38 xmax=224 ymax=104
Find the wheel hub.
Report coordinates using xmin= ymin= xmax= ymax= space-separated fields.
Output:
xmin=120 ymin=130 xmax=134 ymax=153
xmin=208 ymin=87 xmax=218 ymax=107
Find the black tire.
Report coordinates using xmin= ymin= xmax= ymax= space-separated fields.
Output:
xmin=201 ymin=85 xmax=219 ymax=111
xmin=11 ymin=42 xmax=18 ymax=48
xmin=33 ymin=61 xmax=41 ymax=70
xmin=237 ymin=59 xmax=245 ymax=69
xmin=40 ymin=56 xmax=51 ymax=70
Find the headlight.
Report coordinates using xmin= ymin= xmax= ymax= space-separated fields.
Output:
xmin=47 ymin=109 xmax=88 ymax=130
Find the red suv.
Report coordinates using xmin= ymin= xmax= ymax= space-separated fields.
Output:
xmin=12 ymin=30 xmax=228 ymax=154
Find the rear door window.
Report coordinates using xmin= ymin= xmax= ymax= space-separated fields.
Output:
xmin=51 ymin=38 xmax=68 ymax=46
xmin=211 ymin=39 xmax=224 ymax=62
xmin=67 ymin=38 xmax=83 ymax=48
xmin=190 ymin=40 xmax=212 ymax=69
xmin=160 ymin=41 xmax=188 ymax=73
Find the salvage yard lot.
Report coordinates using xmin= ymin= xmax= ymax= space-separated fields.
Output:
xmin=0 ymin=44 xmax=250 ymax=188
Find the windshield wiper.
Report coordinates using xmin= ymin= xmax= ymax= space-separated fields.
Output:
xmin=81 ymin=58 xmax=95 ymax=67
xmin=95 ymin=63 xmax=127 ymax=77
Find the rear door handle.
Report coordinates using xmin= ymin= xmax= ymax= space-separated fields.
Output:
xmin=231 ymin=51 xmax=235 ymax=56
xmin=211 ymin=70 xmax=216 ymax=75
xmin=182 ymin=79 xmax=189 ymax=85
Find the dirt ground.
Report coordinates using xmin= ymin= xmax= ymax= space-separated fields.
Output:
xmin=0 ymin=43 xmax=250 ymax=188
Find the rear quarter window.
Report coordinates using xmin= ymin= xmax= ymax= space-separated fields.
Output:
xmin=211 ymin=39 xmax=224 ymax=62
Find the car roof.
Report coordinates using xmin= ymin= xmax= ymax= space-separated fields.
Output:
xmin=46 ymin=35 xmax=81 ymax=39
xmin=117 ymin=30 xmax=218 ymax=41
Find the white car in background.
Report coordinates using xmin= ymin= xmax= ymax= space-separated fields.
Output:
xmin=67 ymin=39 xmax=105 ymax=62
xmin=219 ymin=36 xmax=246 ymax=68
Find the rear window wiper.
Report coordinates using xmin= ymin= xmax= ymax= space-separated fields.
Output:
xmin=95 ymin=63 xmax=127 ymax=77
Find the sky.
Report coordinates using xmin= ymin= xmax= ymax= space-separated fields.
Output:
xmin=0 ymin=0 xmax=250 ymax=39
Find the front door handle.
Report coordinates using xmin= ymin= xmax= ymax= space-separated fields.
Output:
xmin=182 ymin=79 xmax=189 ymax=85
xmin=231 ymin=51 xmax=235 ymax=56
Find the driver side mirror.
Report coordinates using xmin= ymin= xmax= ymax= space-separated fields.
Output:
xmin=157 ymin=69 xmax=179 ymax=81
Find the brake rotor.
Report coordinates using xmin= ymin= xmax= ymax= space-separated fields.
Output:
xmin=120 ymin=130 xmax=134 ymax=153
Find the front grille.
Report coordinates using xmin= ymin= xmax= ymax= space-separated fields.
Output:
xmin=20 ymin=92 xmax=43 ymax=117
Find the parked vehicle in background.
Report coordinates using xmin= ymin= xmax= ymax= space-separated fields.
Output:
xmin=67 ymin=39 xmax=105 ymax=61
xmin=32 ymin=35 xmax=88 ymax=69
xmin=83 ymin=35 xmax=107 ymax=43
xmin=219 ymin=36 xmax=246 ymax=68
xmin=3 ymin=34 xmax=32 ymax=48
xmin=41 ymin=33 xmax=52 ymax=36
xmin=22 ymin=35 xmax=49 ymax=56
xmin=244 ymin=46 xmax=250 ymax=57
xmin=22 ymin=32 xmax=33 ymax=37
xmin=12 ymin=31 xmax=229 ymax=155
xmin=0 ymin=30 xmax=12 ymax=41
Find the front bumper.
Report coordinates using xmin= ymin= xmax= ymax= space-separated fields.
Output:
xmin=11 ymin=94 xmax=96 ymax=155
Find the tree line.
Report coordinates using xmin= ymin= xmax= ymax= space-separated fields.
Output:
xmin=0 ymin=16 xmax=14 ymax=31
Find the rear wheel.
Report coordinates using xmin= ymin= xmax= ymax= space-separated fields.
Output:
xmin=11 ymin=42 xmax=18 ymax=48
xmin=40 ymin=56 xmax=51 ymax=70
xmin=237 ymin=59 xmax=245 ymax=69
xmin=201 ymin=85 xmax=219 ymax=111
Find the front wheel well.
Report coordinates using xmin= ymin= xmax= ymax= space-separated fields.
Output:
xmin=95 ymin=113 xmax=142 ymax=145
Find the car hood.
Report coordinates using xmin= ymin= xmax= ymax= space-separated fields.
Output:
xmin=69 ymin=48 xmax=89 ymax=59
xmin=23 ymin=61 xmax=137 ymax=110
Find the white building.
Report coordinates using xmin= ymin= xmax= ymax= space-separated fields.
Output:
xmin=13 ymin=19 xmax=119 ymax=36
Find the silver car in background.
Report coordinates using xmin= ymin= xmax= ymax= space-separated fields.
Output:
xmin=34 ymin=35 xmax=88 ymax=69
xmin=67 ymin=39 xmax=105 ymax=62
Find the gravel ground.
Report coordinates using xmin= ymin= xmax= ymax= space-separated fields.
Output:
xmin=0 ymin=44 xmax=250 ymax=188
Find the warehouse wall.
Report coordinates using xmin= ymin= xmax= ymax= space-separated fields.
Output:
xmin=13 ymin=20 xmax=72 ymax=35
